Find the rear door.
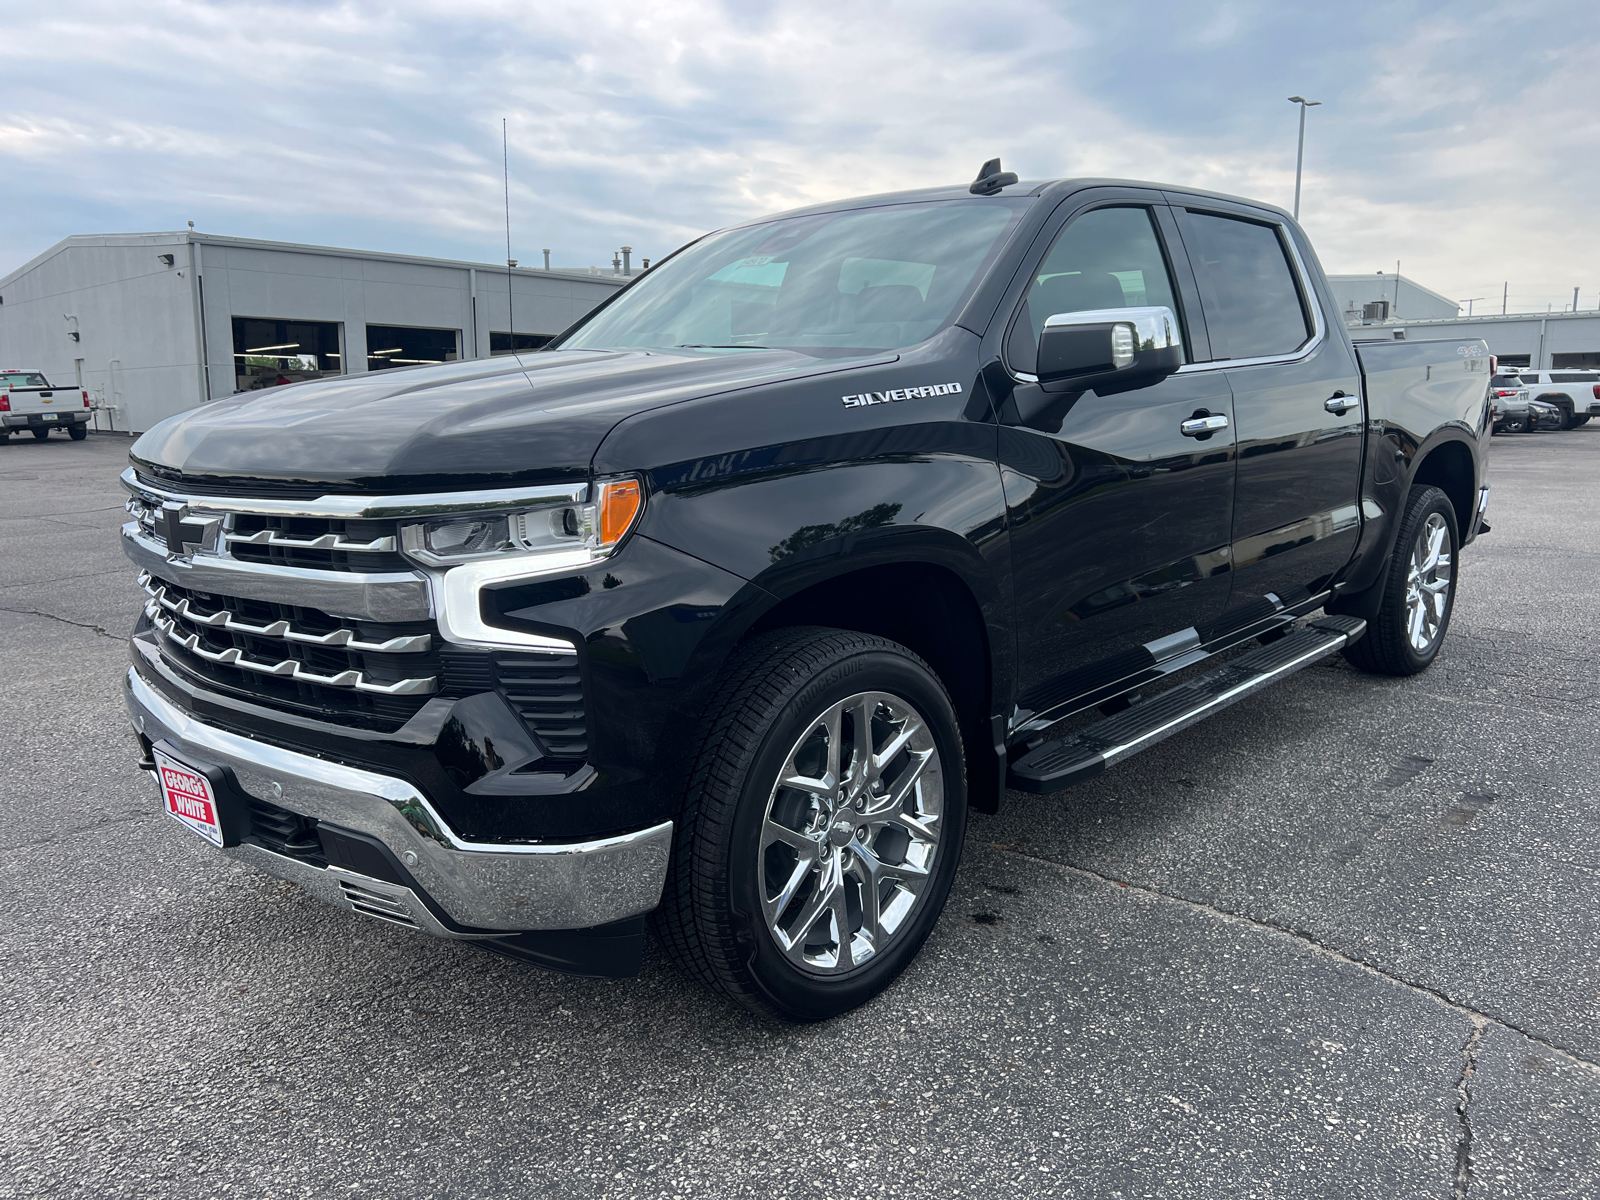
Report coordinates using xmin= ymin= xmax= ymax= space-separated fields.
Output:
xmin=1169 ymin=199 xmax=1364 ymax=629
xmin=996 ymin=190 xmax=1237 ymax=723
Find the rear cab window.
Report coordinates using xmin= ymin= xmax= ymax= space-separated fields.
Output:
xmin=1180 ymin=211 xmax=1314 ymax=360
xmin=0 ymin=372 xmax=51 ymax=389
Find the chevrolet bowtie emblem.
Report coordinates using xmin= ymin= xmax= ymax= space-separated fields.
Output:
xmin=154 ymin=503 xmax=219 ymax=558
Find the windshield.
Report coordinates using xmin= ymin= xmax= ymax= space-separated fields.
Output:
xmin=559 ymin=199 xmax=1029 ymax=355
xmin=0 ymin=372 xmax=50 ymax=388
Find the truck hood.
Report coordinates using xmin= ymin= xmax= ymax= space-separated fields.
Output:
xmin=131 ymin=348 xmax=889 ymax=493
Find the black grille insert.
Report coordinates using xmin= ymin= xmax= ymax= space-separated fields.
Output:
xmin=494 ymin=652 xmax=588 ymax=761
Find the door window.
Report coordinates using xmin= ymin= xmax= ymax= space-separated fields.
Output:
xmin=1007 ymin=206 xmax=1184 ymax=373
xmin=1182 ymin=212 xmax=1312 ymax=360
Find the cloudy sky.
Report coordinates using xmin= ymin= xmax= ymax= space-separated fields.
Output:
xmin=4 ymin=0 xmax=1598 ymax=313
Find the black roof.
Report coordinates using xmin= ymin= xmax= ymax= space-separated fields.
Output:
xmin=737 ymin=176 xmax=1294 ymax=229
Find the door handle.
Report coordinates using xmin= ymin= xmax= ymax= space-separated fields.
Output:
xmin=1325 ymin=392 xmax=1359 ymax=415
xmin=1180 ymin=414 xmax=1230 ymax=437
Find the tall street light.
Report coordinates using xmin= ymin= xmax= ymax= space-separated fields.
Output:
xmin=1288 ymin=96 xmax=1322 ymax=220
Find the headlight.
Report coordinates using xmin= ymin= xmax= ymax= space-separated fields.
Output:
xmin=398 ymin=477 xmax=645 ymax=652
xmin=400 ymin=478 xmax=645 ymax=567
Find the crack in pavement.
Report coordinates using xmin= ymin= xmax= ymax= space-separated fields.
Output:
xmin=1452 ymin=1018 xmax=1487 ymax=1199
xmin=0 ymin=811 xmax=150 ymax=856
xmin=995 ymin=846 xmax=1600 ymax=1075
xmin=0 ymin=605 xmax=114 ymax=638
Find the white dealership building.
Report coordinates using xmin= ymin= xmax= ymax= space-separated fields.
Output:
xmin=1330 ymin=273 xmax=1600 ymax=370
xmin=0 ymin=232 xmax=629 ymax=433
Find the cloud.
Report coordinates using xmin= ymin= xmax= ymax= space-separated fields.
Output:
xmin=3 ymin=0 xmax=1599 ymax=310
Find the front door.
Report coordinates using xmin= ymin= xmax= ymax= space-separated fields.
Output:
xmin=1173 ymin=204 xmax=1364 ymax=628
xmin=996 ymin=198 xmax=1237 ymax=725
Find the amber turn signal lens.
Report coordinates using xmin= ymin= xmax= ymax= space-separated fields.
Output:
xmin=599 ymin=479 xmax=643 ymax=546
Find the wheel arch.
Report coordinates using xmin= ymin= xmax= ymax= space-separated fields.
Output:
xmin=1408 ymin=435 xmax=1476 ymax=540
xmin=676 ymin=535 xmax=1008 ymax=813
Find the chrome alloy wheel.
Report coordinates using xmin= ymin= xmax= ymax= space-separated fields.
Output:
xmin=1405 ymin=512 xmax=1453 ymax=653
xmin=758 ymin=690 xmax=945 ymax=975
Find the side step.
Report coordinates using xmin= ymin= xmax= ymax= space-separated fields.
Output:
xmin=1007 ymin=614 xmax=1367 ymax=794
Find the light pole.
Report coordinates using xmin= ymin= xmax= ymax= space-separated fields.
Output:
xmin=1461 ymin=297 xmax=1483 ymax=316
xmin=1288 ymin=96 xmax=1322 ymax=220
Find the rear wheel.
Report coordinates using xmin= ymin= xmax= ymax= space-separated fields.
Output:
xmin=68 ymin=423 xmax=87 ymax=441
xmin=657 ymin=627 xmax=967 ymax=1021
xmin=31 ymin=428 xmax=50 ymax=441
xmin=1343 ymin=485 xmax=1458 ymax=676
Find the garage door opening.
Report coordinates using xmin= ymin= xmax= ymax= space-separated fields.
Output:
xmin=1551 ymin=352 xmax=1600 ymax=369
xmin=366 ymin=325 xmax=460 ymax=370
xmin=233 ymin=318 xmax=341 ymax=392
xmin=490 ymin=332 xmax=554 ymax=355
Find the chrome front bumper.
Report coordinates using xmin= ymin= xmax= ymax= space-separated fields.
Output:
xmin=124 ymin=667 xmax=672 ymax=935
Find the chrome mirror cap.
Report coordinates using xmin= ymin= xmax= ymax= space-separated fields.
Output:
xmin=1041 ymin=305 xmax=1183 ymax=364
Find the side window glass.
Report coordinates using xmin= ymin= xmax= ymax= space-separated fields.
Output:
xmin=1007 ymin=206 xmax=1183 ymax=373
xmin=1183 ymin=211 xmax=1312 ymax=359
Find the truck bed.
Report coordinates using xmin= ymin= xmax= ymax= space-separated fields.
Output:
xmin=1354 ymin=336 xmax=1492 ymax=429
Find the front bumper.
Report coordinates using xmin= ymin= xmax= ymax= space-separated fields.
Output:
xmin=3 ymin=411 xmax=89 ymax=427
xmin=124 ymin=666 xmax=672 ymax=935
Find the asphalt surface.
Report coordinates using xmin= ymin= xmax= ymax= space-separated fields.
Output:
xmin=1 ymin=429 xmax=1596 ymax=1199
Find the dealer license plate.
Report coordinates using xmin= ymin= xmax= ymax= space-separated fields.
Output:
xmin=153 ymin=748 xmax=225 ymax=846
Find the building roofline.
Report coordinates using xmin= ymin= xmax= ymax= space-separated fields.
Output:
xmin=3 ymin=231 xmax=632 ymax=290
xmin=1355 ymin=309 xmax=1600 ymax=327
xmin=1326 ymin=273 xmax=1458 ymax=310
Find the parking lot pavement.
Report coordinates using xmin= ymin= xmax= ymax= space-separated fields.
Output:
xmin=1 ymin=430 xmax=1596 ymax=1199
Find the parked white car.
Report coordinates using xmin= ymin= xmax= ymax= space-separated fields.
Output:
xmin=1502 ymin=370 xmax=1600 ymax=429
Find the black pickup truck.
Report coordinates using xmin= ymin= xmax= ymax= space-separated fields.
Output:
xmin=121 ymin=163 xmax=1492 ymax=1021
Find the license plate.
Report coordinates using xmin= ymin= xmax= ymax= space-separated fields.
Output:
xmin=41 ymin=413 xmax=56 ymax=421
xmin=154 ymin=748 xmax=225 ymax=846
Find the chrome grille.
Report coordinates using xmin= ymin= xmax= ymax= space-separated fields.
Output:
xmin=125 ymin=496 xmax=406 ymax=574
xmin=124 ymin=468 xmax=589 ymax=759
xmin=138 ymin=573 xmax=440 ymax=729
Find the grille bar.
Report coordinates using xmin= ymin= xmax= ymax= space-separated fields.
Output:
xmin=139 ymin=572 xmax=430 ymax=654
xmin=225 ymin=529 xmax=397 ymax=553
xmin=150 ymin=610 xmax=437 ymax=696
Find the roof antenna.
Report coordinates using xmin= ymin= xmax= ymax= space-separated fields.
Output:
xmin=970 ymin=157 xmax=1018 ymax=196
xmin=503 ymin=118 xmax=515 ymax=349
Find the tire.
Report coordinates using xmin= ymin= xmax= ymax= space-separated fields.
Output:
xmin=1534 ymin=395 xmax=1574 ymax=430
xmin=1342 ymin=485 xmax=1458 ymax=676
xmin=657 ymin=627 xmax=968 ymax=1021
xmin=1575 ymin=415 xmax=1592 ymax=427
xmin=68 ymin=423 xmax=87 ymax=441
xmin=31 ymin=427 xmax=50 ymax=441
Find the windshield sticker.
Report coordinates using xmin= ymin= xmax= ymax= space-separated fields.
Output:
xmin=842 ymin=382 xmax=962 ymax=408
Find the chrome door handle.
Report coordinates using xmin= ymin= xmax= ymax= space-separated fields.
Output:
xmin=1325 ymin=392 xmax=1359 ymax=414
xmin=1180 ymin=414 xmax=1230 ymax=437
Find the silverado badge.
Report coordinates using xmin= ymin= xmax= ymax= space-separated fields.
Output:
xmin=841 ymin=382 xmax=963 ymax=408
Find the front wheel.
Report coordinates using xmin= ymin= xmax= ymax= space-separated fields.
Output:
xmin=657 ymin=627 xmax=967 ymax=1021
xmin=1343 ymin=485 xmax=1458 ymax=676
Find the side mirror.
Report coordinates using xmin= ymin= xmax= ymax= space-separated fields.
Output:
xmin=1036 ymin=305 xmax=1183 ymax=394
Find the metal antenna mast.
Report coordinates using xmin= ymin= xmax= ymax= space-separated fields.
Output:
xmin=1288 ymin=96 xmax=1321 ymax=220
xmin=503 ymin=118 xmax=515 ymax=346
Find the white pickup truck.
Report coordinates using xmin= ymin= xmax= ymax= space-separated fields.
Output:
xmin=0 ymin=370 xmax=92 ymax=441
xmin=1505 ymin=370 xmax=1600 ymax=429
